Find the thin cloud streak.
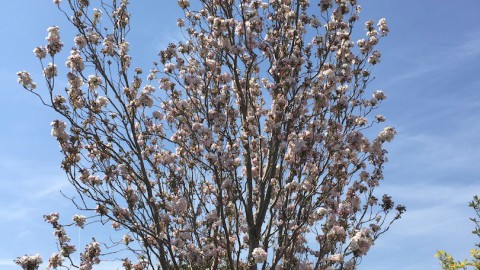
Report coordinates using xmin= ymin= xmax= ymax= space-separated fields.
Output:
xmin=384 ymin=33 xmax=480 ymax=87
xmin=0 ymin=259 xmax=16 ymax=266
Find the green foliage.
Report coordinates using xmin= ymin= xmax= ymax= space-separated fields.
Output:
xmin=469 ymin=196 xmax=480 ymax=242
xmin=435 ymin=249 xmax=480 ymax=270
xmin=436 ymin=196 xmax=480 ymax=269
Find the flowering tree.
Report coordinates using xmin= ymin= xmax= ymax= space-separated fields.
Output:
xmin=17 ymin=0 xmax=405 ymax=269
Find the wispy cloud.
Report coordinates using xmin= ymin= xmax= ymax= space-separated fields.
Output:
xmin=385 ymin=33 xmax=480 ymax=86
xmin=384 ymin=182 xmax=478 ymax=231
xmin=0 ymin=151 xmax=72 ymax=225
xmin=363 ymin=182 xmax=478 ymax=270
xmin=0 ymin=258 xmax=15 ymax=266
xmin=390 ymin=131 xmax=480 ymax=176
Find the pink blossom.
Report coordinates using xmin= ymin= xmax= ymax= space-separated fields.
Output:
xmin=51 ymin=120 xmax=69 ymax=141
xmin=46 ymin=253 xmax=63 ymax=269
xmin=377 ymin=18 xmax=389 ymax=36
xmin=72 ymin=214 xmax=87 ymax=228
xmin=378 ymin=126 xmax=396 ymax=142
xmin=46 ymin=26 xmax=63 ymax=55
xmin=33 ymin=46 xmax=47 ymax=59
xmin=43 ymin=63 xmax=57 ymax=79
xmin=372 ymin=90 xmax=387 ymax=100
xmin=17 ymin=71 xmax=36 ymax=90
xmin=252 ymin=247 xmax=267 ymax=263
xmin=66 ymin=49 xmax=85 ymax=72
xmin=15 ymin=254 xmax=42 ymax=270
xmin=350 ymin=228 xmax=374 ymax=256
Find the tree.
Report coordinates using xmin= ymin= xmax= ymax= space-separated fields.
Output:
xmin=16 ymin=0 xmax=405 ymax=269
xmin=436 ymin=196 xmax=480 ymax=270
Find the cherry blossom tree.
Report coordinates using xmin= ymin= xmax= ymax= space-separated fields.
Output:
xmin=17 ymin=0 xmax=405 ymax=269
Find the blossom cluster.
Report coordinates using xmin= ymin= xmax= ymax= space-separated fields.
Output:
xmin=46 ymin=253 xmax=63 ymax=270
xmin=252 ymin=247 xmax=267 ymax=263
xmin=17 ymin=71 xmax=36 ymax=90
xmin=50 ymin=120 xmax=69 ymax=141
xmin=72 ymin=214 xmax=87 ymax=228
xmin=46 ymin=26 xmax=63 ymax=56
xmin=79 ymin=241 xmax=101 ymax=270
xmin=349 ymin=228 xmax=374 ymax=256
xmin=43 ymin=63 xmax=58 ymax=79
xmin=14 ymin=254 xmax=42 ymax=270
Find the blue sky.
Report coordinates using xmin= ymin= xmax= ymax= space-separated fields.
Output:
xmin=1 ymin=1 xmax=480 ymax=269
